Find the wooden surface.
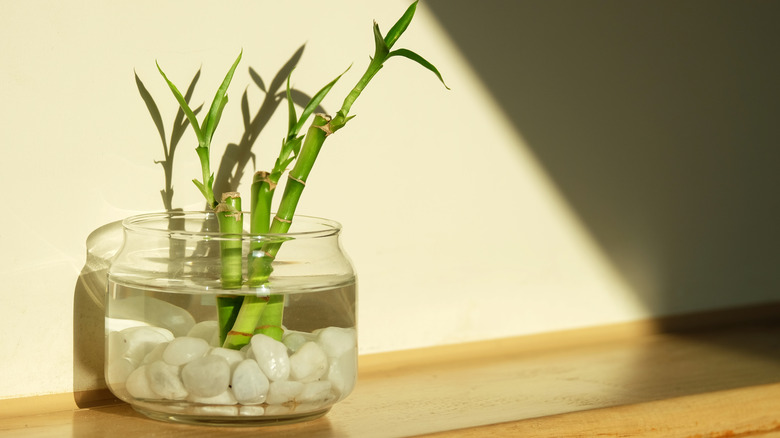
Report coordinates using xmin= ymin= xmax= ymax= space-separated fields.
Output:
xmin=1 ymin=305 xmax=779 ymax=437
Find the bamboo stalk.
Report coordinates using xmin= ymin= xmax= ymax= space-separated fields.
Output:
xmin=222 ymin=295 xmax=268 ymax=350
xmin=215 ymin=193 xmax=244 ymax=345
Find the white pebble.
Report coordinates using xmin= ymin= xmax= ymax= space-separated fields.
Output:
xmin=266 ymin=380 xmax=304 ymax=405
xmin=298 ymin=380 xmax=333 ymax=403
xmin=191 ymin=405 xmax=239 ymax=416
xmin=263 ymin=404 xmax=295 ymax=416
xmin=282 ymin=331 xmax=309 ymax=353
xmin=186 ymin=320 xmax=220 ymax=347
xmin=110 ymin=296 xmax=195 ymax=336
xmin=250 ymin=334 xmax=290 ymax=381
xmin=181 ymin=355 xmax=231 ymax=398
xmin=289 ymin=342 xmax=328 ymax=383
xmin=141 ymin=342 xmax=168 ymax=365
xmin=163 ymin=336 xmax=210 ymax=366
xmin=316 ymin=327 xmax=356 ymax=358
xmin=125 ymin=365 xmax=158 ymax=400
xmin=327 ymin=350 xmax=357 ymax=398
xmin=114 ymin=326 xmax=174 ymax=365
xmin=209 ymin=347 xmax=245 ymax=371
xmin=188 ymin=389 xmax=237 ymax=405
xmin=231 ymin=359 xmax=269 ymax=405
xmin=147 ymin=360 xmax=188 ymax=400
xmin=240 ymin=343 xmax=254 ymax=359
xmin=239 ymin=405 xmax=265 ymax=416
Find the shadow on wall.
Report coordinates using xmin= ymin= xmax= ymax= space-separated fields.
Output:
xmin=426 ymin=0 xmax=780 ymax=317
xmin=73 ymin=220 xmax=123 ymax=400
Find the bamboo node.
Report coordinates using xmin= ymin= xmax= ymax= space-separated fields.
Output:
xmin=315 ymin=113 xmax=333 ymax=136
xmin=288 ymin=174 xmax=306 ymax=186
xmin=254 ymin=171 xmax=278 ymax=190
xmin=273 ymin=215 xmax=292 ymax=224
xmin=226 ymin=330 xmax=253 ymax=338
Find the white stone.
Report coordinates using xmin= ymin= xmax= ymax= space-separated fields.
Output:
xmin=181 ymin=355 xmax=231 ymax=398
xmin=106 ymin=356 xmax=136 ymax=385
xmin=110 ymin=296 xmax=196 ymax=337
xmin=263 ymin=404 xmax=295 ymax=416
xmin=106 ymin=331 xmax=125 ymax=364
xmin=186 ymin=320 xmax=220 ymax=347
xmin=209 ymin=347 xmax=245 ymax=371
xmin=316 ymin=327 xmax=356 ymax=358
xmin=141 ymin=342 xmax=168 ymax=365
xmin=289 ymin=342 xmax=328 ymax=383
xmin=146 ymin=360 xmax=188 ymax=400
xmin=250 ymin=334 xmax=290 ymax=381
xmin=231 ymin=359 xmax=269 ymax=405
xmin=240 ymin=343 xmax=254 ymax=360
xmin=298 ymin=380 xmax=333 ymax=403
xmin=266 ymin=380 xmax=304 ymax=405
xmin=163 ymin=336 xmax=210 ymax=366
xmin=239 ymin=405 xmax=265 ymax=416
xmin=191 ymin=405 xmax=239 ymax=416
xmin=125 ymin=365 xmax=158 ymax=400
xmin=282 ymin=331 xmax=309 ymax=353
xmin=113 ymin=326 xmax=174 ymax=365
xmin=187 ymin=389 xmax=237 ymax=405
xmin=327 ymin=349 xmax=357 ymax=397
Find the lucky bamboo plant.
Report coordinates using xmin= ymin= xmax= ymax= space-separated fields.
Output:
xmin=155 ymin=1 xmax=447 ymax=350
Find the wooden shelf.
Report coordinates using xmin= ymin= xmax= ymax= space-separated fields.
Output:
xmin=2 ymin=304 xmax=779 ymax=437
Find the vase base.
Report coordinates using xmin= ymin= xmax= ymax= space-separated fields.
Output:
xmin=132 ymin=405 xmax=331 ymax=427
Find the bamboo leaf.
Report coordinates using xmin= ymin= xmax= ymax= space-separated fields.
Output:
xmin=171 ymin=70 xmax=203 ymax=151
xmin=192 ymin=178 xmax=208 ymax=197
xmin=292 ymin=66 xmax=350 ymax=136
xmin=206 ymin=95 xmax=229 ymax=142
xmin=279 ymin=155 xmax=296 ymax=171
xmin=289 ymin=135 xmax=303 ymax=157
xmin=388 ymin=48 xmax=450 ymax=90
xmin=286 ymin=89 xmax=326 ymax=114
xmin=373 ymin=22 xmax=389 ymax=59
xmin=286 ymin=71 xmax=298 ymax=136
xmin=157 ymin=61 xmax=203 ymax=141
xmin=202 ymin=50 xmax=243 ymax=143
xmin=384 ymin=1 xmax=418 ymax=49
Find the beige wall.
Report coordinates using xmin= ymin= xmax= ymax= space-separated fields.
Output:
xmin=1 ymin=1 xmax=778 ymax=399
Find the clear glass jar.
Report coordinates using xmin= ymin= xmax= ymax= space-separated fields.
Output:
xmin=105 ymin=211 xmax=357 ymax=426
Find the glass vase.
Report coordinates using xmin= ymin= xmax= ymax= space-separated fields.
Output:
xmin=105 ymin=211 xmax=357 ymax=426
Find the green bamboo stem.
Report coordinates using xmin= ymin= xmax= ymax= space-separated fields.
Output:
xmin=255 ymin=294 xmax=284 ymax=340
xmin=222 ymin=295 xmax=268 ymax=349
xmin=247 ymin=114 xmax=330 ymax=286
xmin=215 ymin=193 xmax=244 ymax=345
xmin=250 ymin=171 xmax=274 ymax=235
xmin=216 ymin=295 xmax=243 ymax=346
xmin=216 ymin=192 xmax=243 ymax=288
xmin=221 ymin=115 xmax=331 ymax=344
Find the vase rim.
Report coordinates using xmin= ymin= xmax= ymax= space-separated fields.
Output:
xmin=122 ymin=211 xmax=342 ymax=240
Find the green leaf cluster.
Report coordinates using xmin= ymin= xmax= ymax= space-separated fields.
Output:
xmin=157 ymin=50 xmax=243 ymax=208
